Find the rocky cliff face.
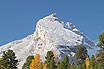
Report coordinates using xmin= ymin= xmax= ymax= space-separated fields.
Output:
xmin=0 ymin=13 xmax=97 ymax=69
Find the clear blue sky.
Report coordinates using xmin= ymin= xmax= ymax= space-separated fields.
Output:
xmin=0 ymin=0 xmax=104 ymax=46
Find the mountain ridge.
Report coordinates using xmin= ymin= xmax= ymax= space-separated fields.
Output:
xmin=0 ymin=13 xmax=98 ymax=69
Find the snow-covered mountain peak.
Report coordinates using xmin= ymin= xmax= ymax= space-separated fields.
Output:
xmin=39 ymin=13 xmax=60 ymax=23
xmin=0 ymin=13 xmax=99 ymax=69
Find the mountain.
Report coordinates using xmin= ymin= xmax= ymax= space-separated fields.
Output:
xmin=0 ymin=13 xmax=100 ymax=69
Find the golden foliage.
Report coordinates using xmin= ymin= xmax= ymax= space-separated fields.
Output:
xmin=86 ymin=56 xmax=89 ymax=69
xmin=30 ymin=53 xmax=42 ymax=69
xmin=43 ymin=64 xmax=47 ymax=69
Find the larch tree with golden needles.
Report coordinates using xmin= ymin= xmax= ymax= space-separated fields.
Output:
xmin=86 ymin=56 xmax=89 ymax=69
xmin=30 ymin=54 xmax=42 ymax=69
xmin=43 ymin=64 xmax=47 ymax=69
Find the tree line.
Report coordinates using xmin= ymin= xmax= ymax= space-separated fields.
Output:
xmin=0 ymin=32 xmax=104 ymax=69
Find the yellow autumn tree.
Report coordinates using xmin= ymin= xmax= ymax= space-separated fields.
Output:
xmin=43 ymin=64 xmax=47 ymax=69
xmin=30 ymin=53 xmax=42 ymax=69
xmin=86 ymin=56 xmax=89 ymax=69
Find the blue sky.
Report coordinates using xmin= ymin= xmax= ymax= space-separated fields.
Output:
xmin=0 ymin=0 xmax=104 ymax=46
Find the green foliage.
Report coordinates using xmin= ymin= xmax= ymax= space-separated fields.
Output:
xmin=0 ymin=67 xmax=5 ymax=69
xmin=0 ymin=50 xmax=18 ymax=69
xmin=78 ymin=65 xmax=82 ymax=69
xmin=57 ymin=55 xmax=70 ymax=69
xmin=96 ymin=54 xmax=104 ymax=69
xmin=82 ymin=62 xmax=86 ymax=69
xmin=76 ymin=60 xmax=82 ymax=66
xmin=67 ymin=63 xmax=71 ymax=69
xmin=97 ymin=32 xmax=104 ymax=49
xmin=70 ymin=62 xmax=76 ymax=69
xmin=49 ymin=59 xmax=56 ymax=69
xmin=76 ymin=46 xmax=88 ymax=67
xmin=22 ymin=56 xmax=34 ymax=69
xmin=58 ymin=61 xmax=65 ymax=69
xmin=76 ymin=46 xmax=88 ymax=62
xmin=45 ymin=51 xmax=56 ymax=69
xmin=88 ymin=55 xmax=95 ymax=69
xmin=63 ymin=55 xmax=69 ymax=69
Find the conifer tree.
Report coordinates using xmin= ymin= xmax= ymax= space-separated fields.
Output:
xmin=76 ymin=46 xmax=88 ymax=66
xmin=49 ymin=59 xmax=56 ymax=69
xmin=63 ymin=55 xmax=69 ymax=69
xmin=97 ymin=32 xmax=104 ymax=49
xmin=82 ymin=62 xmax=86 ymax=69
xmin=45 ymin=51 xmax=56 ymax=69
xmin=22 ymin=56 xmax=34 ymax=69
xmin=88 ymin=55 xmax=95 ymax=69
xmin=70 ymin=62 xmax=76 ymax=69
xmin=67 ymin=63 xmax=70 ymax=69
xmin=78 ymin=65 xmax=82 ymax=69
xmin=58 ymin=61 xmax=65 ymax=69
xmin=76 ymin=46 xmax=88 ymax=62
xmin=0 ymin=50 xmax=18 ymax=69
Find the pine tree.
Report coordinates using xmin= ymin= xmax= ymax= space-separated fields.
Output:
xmin=58 ymin=61 xmax=65 ymax=69
xmin=82 ymin=62 xmax=86 ymax=69
xmin=30 ymin=54 xmax=42 ymax=69
xmin=0 ymin=50 xmax=18 ymax=69
xmin=88 ymin=55 xmax=95 ymax=69
xmin=78 ymin=65 xmax=82 ymax=69
xmin=22 ymin=56 xmax=34 ymax=69
xmin=63 ymin=55 xmax=69 ymax=69
xmin=45 ymin=51 xmax=56 ymax=69
xmin=67 ymin=63 xmax=70 ymax=69
xmin=94 ymin=61 xmax=99 ymax=69
xmin=70 ymin=62 xmax=76 ymax=69
xmin=96 ymin=54 xmax=104 ymax=69
xmin=86 ymin=56 xmax=89 ymax=69
xmin=95 ymin=32 xmax=104 ymax=69
xmin=49 ymin=59 xmax=56 ymax=69
xmin=97 ymin=32 xmax=104 ymax=49
xmin=76 ymin=46 xmax=88 ymax=62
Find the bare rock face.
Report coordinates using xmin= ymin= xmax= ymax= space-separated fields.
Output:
xmin=0 ymin=13 xmax=97 ymax=69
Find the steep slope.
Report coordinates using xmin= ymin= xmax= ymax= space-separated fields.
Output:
xmin=0 ymin=13 xmax=97 ymax=69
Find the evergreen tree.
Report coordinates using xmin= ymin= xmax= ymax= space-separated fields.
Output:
xmin=49 ymin=59 xmax=56 ymax=69
xmin=0 ymin=50 xmax=18 ymax=69
xmin=96 ymin=54 xmax=104 ymax=69
xmin=67 ymin=63 xmax=70 ymax=69
xmin=76 ymin=46 xmax=88 ymax=67
xmin=57 ymin=60 xmax=60 ymax=66
xmin=56 ymin=60 xmax=60 ymax=69
xmin=0 ymin=67 xmax=5 ymax=69
xmin=58 ymin=61 xmax=65 ymax=69
xmin=22 ymin=56 xmax=34 ymax=69
xmin=76 ymin=46 xmax=88 ymax=61
xmin=88 ymin=55 xmax=95 ymax=69
xmin=70 ymin=62 xmax=76 ymax=69
xmin=78 ymin=65 xmax=82 ymax=69
xmin=94 ymin=32 xmax=104 ymax=69
xmin=94 ymin=61 xmax=99 ymax=69
xmin=45 ymin=51 xmax=56 ymax=69
xmin=63 ymin=55 xmax=69 ymax=69
xmin=97 ymin=32 xmax=104 ymax=49
xmin=82 ymin=62 xmax=86 ymax=69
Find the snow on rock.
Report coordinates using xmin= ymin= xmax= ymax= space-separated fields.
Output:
xmin=0 ymin=13 xmax=97 ymax=69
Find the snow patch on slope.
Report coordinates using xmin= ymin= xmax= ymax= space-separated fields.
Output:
xmin=0 ymin=13 xmax=97 ymax=69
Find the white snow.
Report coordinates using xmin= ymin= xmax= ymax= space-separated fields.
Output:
xmin=0 ymin=13 xmax=98 ymax=69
